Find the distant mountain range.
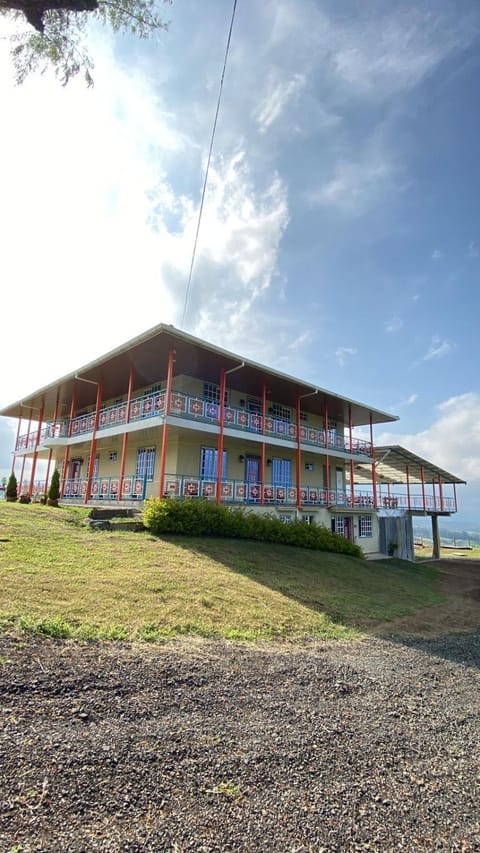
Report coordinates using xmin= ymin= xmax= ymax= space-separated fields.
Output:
xmin=413 ymin=521 xmax=480 ymax=547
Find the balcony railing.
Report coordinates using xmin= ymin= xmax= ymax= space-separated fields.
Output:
xmin=16 ymin=389 xmax=373 ymax=459
xmin=18 ymin=473 xmax=454 ymax=512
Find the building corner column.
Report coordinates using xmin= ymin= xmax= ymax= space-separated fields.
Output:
xmin=432 ymin=514 xmax=441 ymax=560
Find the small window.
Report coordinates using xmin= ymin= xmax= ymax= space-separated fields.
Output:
xmin=272 ymin=458 xmax=291 ymax=487
xmin=200 ymin=447 xmax=227 ymax=479
xmin=86 ymin=454 xmax=99 ymax=478
xmin=203 ymin=383 xmax=228 ymax=406
xmin=136 ymin=447 xmax=156 ymax=482
xmin=359 ymin=515 xmax=373 ymax=538
xmin=109 ymin=451 xmax=118 ymax=462
xmin=302 ymin=514 xmax=315 ymax=525
xmin=334 ymin=516 xmax=345 ymax=536
xmin=279 ymin=513 xmax=293 ymax=524
xmin=271 ymin=403 xmax=291 ymax=422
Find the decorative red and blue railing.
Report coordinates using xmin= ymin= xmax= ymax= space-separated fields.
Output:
xmin=18 ymin=473 xmax=455 ymax=512
xmin=15 ymin=389 xmax=373 ymax=458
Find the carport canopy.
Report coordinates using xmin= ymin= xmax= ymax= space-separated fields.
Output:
xmin=354 ymin=445 xmax=466 ymax=486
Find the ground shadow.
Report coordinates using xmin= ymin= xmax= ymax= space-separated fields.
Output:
xmin=163 ymin=535 xmax=480 ymax=669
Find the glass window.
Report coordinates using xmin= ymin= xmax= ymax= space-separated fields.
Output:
xmin=359 ymin=515 xmax=373 ymax=538
xmin=271 ymin=403 xmax=291 ymax=422
xmin=203 ymin=383 xmax=228 ymax=406
xmin=272 ymin=458 xmax=291 ymax=487
xmin=86 ymin=454 xmax=99 ymax=478
xmin=200 ymin=447 xmax=227 ymax=479
xmin=136 ymin=447 xmax=156 ymax=482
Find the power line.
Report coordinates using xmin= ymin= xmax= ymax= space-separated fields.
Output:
xmin=180 ymin=0 xmax=238 ymax=329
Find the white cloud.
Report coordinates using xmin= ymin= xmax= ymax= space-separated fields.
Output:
xmin=255 ymin=73 xmax=306 ymax=133
xmin=377 ymin=392 xmax=480 ymax=485
xmin=431 ymin=249 xmax=443 ymax=260
xmin=335 ymin=347 xmax=357 ymax=367
xmin=395 ymin=393 xmax=418 ymax=409
xmin=328 ymin=7 xmax=478 ymax=101
xmin=308 ymin=140 xmax=400 ymax=216
xmin=468 ymin=240 xmax=479 ymax=258
xmin=287 ymin=330 xmax=313 ymax=351
xmin=385 ymin=316 xmax=403 ymax=333
xmin=0 ymin=30 xmax=310 ymax=404
xmin=423 ymin=336 xmax=454 ymax=361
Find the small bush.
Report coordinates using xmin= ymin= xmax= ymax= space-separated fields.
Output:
xmin=143 ymin=499 xmax=364 ymax=558
xmin=48 ymin=469 xmax=61 ymax=506
xmin=6 ymin=473 xmax=17 ymax=501
xmin=18 ymin=494 xmax=31 ymax=504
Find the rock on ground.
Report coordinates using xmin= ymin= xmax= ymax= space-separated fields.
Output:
xmin=0 ymin=634 xmax=479 ymax=852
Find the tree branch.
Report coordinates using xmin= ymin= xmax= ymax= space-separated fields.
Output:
xmin=0 ymin=0 xmax=99 ymax=32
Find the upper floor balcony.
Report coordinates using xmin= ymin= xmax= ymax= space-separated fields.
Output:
xmin=15 ymin=388 xmax=373 ymax=460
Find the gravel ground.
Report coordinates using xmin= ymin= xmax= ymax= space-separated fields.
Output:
xmin=1 ymin=632 xmax=479 ymax=852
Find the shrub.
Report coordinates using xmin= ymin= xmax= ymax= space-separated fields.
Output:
xmin=18 ymin=494 xmax=31 ymax=504
xmin=143 ymin=499 xmax=364 ymax=558
xmin=47 ymin=469 xmax=61 ymax=506
xmin=5 ymin=473 xmax=18 ymax=502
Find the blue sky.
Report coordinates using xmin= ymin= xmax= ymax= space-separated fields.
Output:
xmin=1 ymin=0 xmax=479 ymax=523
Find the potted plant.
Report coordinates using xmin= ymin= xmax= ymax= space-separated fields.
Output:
xmin=5 ymin=473 xmax=18 ymax=502
xmin=47 ymin=469 xmax=61 ymax=507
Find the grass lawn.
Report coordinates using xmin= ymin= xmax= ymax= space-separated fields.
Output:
xmin=0 ymin=503 xmax=444 ymax=642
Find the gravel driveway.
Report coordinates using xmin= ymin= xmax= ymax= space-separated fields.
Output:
xmin=1 ymin=631 xmax=479 ymax=852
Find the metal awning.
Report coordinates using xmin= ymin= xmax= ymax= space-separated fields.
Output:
xmin=354 ymin=445 xmax=466 ymax=486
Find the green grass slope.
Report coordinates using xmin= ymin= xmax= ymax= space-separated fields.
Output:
xmin=0 ymin=503 xmax=444 ymax=642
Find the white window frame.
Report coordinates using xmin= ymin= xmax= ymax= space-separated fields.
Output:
xmin=203 ymin=382 xmax=229 ymax=406
xmin=359 ymin=515 xmax=373 ymax=538
xmin=200 ymin=447 xmax=227 ymax=480
xmin=271 ymin=403 xmax=291 ymax=422
xmin=136 ymin=447 xmax=156 ymax=482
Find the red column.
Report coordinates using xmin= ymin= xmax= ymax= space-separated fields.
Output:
xmin=432 ymin=478 xmax=437 ymax=511
xmin=61 ymin=390 xmax=77 ymax=496
xmin=420 ymin=465 xmax=426 ymax=512
xmin=216 ymin=368 xmax=227 ymax=505
xmin=119 ymin=366 xmax=135 ymax=501
xmin=438 ymin=475 xmax=444 ymax=512
xmin=28 ymin=402 xmax=45 ymax=496
xmin=405 ymin=464 xmax=411 ymax=511
xmin=296 ymin=395 xmax=301 ymax=509
xmin=369 ymin=413 xmax=378 ymax=509
xmin=261 ymin=382 xmax=267 ymax=505
xmin=84 ymin=383 xmax=103 ymax=504
xmin=453 ymin=483 xmax=457 ymax=513
xmin=158 ymin=349 xmax=175 ymax=497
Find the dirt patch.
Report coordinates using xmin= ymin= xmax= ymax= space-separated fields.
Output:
xmin=376 ymin=558 xmax=480 ymax=637
xmin=1 ymin=633 xmax=479 ymax=851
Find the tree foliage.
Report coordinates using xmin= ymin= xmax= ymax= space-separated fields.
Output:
xmin=47 ymin=468 xmax=61 ymax=501
xmin=6 ymin=472 xmax=18 ymax=500
xmin=0 ymin=1 xmax=170 ymax=85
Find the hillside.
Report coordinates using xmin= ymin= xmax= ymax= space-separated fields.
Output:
xmin=0 ymin=503 xmax=448 ymax=641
